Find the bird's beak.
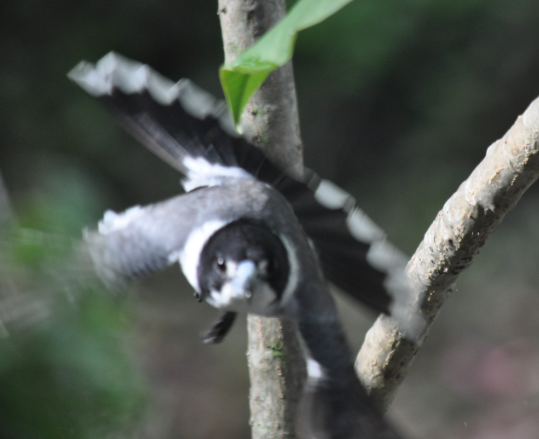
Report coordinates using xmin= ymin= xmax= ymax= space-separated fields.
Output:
xmin=232 ymin=260 xmax=257 ymax=300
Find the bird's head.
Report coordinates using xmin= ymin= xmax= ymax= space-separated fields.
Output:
xmin=197 ymin=219 xmax=290 ymax=315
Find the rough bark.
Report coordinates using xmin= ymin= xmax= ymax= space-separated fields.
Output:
xmin=218 ymin=1 xmax=306 ymax=438
xmin=218 ymin=0 xmax=303 ymax=178
xmin=356 ymin=96 xmax=539 ymax=409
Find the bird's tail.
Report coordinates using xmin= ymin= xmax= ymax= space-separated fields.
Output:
xmin=294 ymin=300 xmax=404 ymax=439
xmin=298 ymin=372 xmax=402 ymax=439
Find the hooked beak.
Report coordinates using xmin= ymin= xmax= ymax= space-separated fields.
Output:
xmin=232 ymin=260 xmax=257 ymax=299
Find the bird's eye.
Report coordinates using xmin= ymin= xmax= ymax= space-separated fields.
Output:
xmin=215 ymin=256 xmax=226 ymax=273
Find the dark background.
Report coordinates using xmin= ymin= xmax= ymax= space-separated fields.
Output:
xmin=2 ymin=1 xmax=539 ymax=438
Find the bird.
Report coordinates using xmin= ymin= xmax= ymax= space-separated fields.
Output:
xmin=69 ymin=52 xmax=420 ymax=438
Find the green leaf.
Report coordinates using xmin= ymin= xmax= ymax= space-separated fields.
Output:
xmin=220 ymin=69 xmax=272 ymax=129
xmin=220 ymin=0 xmax=353 ymax=126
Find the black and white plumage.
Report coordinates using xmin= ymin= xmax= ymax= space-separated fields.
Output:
xmin=69 ymin=52 xmax=419 ymax=439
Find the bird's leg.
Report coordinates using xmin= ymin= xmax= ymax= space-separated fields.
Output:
xmin=202 ymin=311 xmax=237 ymax=344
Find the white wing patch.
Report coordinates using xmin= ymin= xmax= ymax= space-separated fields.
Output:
xmin=347 ymin=208 xmax=386 ymax=243
xmin=98 ymin=206 xmax=144 ymax=235
xmin=182 ymin=156 xmax=253 ymax=192
xmin=306 ymin=359 xmax=324 ymax=379
xmin=366 ymin=240 xmax=407 ymax=273
xmin=365 ymin=239 xmax=426 ymax=339
xmin=69 ymin=52 xmax=179 ymax=104
xmin=69 ymin=52 xmax=242 ymax=139
xmin=314 ymin=179 xmax=351 ymax=209
xmin=176 ymin=219 xmax=227 ymax=291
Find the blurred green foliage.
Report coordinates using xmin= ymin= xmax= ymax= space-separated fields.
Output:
xmin=0 ymin=218 xmax=146 ymax=439
xmin=0 ymin=292 xmax=145 ymax=439
xmin=0 ymin=159 xmax=146 ymax=439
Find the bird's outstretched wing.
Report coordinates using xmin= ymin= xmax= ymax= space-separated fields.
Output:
xmin=69 ymin=52 xmax=414 ymax=323
xmin=69 ymin=53 xmax=414 ymax=437
xmin=83 ymin=181 xmax=278 ymax=290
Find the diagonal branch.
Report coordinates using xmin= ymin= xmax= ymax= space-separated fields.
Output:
xmin=356 ymin=96 xmax=539 ymax=409
xmin=218 ymin=1 xmax=306 ymax=438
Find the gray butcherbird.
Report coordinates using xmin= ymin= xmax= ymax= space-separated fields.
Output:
xmin=69 ymin=53 xmax=421 ymax=439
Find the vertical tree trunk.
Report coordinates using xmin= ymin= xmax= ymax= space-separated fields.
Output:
xmin=218 ymin=1 xmax=306 ymax=437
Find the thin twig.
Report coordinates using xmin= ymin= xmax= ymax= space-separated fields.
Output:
xmin=356 ymin=96 xmax=539 ymax=409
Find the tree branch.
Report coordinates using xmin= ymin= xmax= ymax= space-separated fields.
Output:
xmin=356 ymin=96 xmax=539 ymax=409
xmin=218 ymin=1 xmax=306 ymax=438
